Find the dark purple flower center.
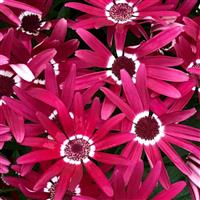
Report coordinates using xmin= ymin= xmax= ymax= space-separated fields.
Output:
xmin=135 ymin=116 xmax=159 ymax=140
xmin=21 ymin=14 xmax=41 ymax=34
xmin=109 ymin=3 xmax=133 ymax=22
xmin=112 ymin=56 xmax=135 ymax=79
xmin=0 ymin=75 xmax=15 ymax=98
xmin=64 ymin=139 xmax=90 ymax=161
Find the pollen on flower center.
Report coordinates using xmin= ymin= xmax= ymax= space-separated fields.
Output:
xmin=60 ymin=135 xmax=95 ymax=165
xmin=19 ymin=11 xmax=42 ymax=36
xmin=112 ymin=56 xmax=136 ymax=79
xmin=109 ymin=3 xmax=133 ymax=22
xmin=131 ymin=112 xmax=165 ymax=145
xmin=0 ymin=72 xmax=15 ymax=98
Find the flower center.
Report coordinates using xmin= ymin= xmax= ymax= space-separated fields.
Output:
xmin=135 ymin=116 xmax=159 ymax=140
xmin=112 ymin=56 xmax=136 ymax=79
xmin=60 ymin=135 xmax=95 ymax=165
xmin=0 ymin=74 xmax=15 ymax=98
xmin=131 ymin=112 xmax=165 ymax=145
xmin=109 ymin=3 xmax=133 ymax=22
xmin=19 ymin=12 xmax=41 ymax=35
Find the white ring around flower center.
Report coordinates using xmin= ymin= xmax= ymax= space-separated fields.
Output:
xmin=131 ymin=111 xmax=165 ymax=146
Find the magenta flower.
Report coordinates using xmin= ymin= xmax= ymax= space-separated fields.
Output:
xmin=187 ymin=154 xmax=200 ymax=200
xmin=4 ymin=164 xmax=99 ymax=200
xmin=0 ymin=155 xmax=10 ymax=174
xmin=0 ymin=0 xmax=41 ymax=26
xmin=65 ymin=0 xmax=180 ymax=50
xmin=75 ymin=27 xmax=187 ymax=101
xmin=101 ymin=65 xmax=200 ymax=188
xmin=7 ymin=90 xmax=133 ymax=198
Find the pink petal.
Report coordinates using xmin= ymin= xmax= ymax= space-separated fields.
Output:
xmin=121 ymin=69 xmax=144 ymax=114
xmin=158 ymin=140 xmax=191 ymax=176
xmin=3 ymin=0 xmax=41 ymax=14
xmin=76 ymin=29 xmax=111 ymax=58
xmin=152 ymin=181 xmax=186 ymax=200
xmin=17 ymin=149 xmax=60 ymax=164
xmin=165 ymin=135 xmax=200 ymax=158
xmin=147 ymin=78 xmax=181 ymax=98
xmin=85 ymin=98 xmax=100 ymax=137
xmin=136 ymin=64 xmax=149 ymax=110
xmin=54 ymin=166 xmax=75 ymax=200
xmin=95 ymin=133 xmax=133 ymax=151
xmin=93 ymin=113 xmax=125 ymax=141
xmin=138 ymin=161 xmax=162 ymax=199
xmin=147 ymin=66 xmax=189 ymax=82
xmin=144 ymin=145 xmax=170 ymax=189
xmin=101 ymin=84 xmax=120 ymax=120
xmin=84 ymin=161 xmax=113 ymax=197
xmin=126 ymin=27 xmax=182 ymax=58
xmin=3 ymin=105 xmax=24 ymax=143
xmin=61 ymin=65 xmax=76 ymax=110
xmin=160 ymin=108 xmax=196 ymax=125
xmin=65 ymin=2 xmax=105 ymax=16
xmin=36 ymin=112 xmax=66 ymax=143
xmin=94 ymin=152 xmax=130 ymax=165
xmin=34 ymin=159 xmax=65 ymax=191
xmin=101 ymin=87 xmax=135 ymax=120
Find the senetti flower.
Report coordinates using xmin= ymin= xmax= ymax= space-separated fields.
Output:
xmin=101 ymin=65 xmax=200 ymax=188
xmin=187 ymin=154 xmax=200 ymax=200
xmin=12 ymin=91 xmax=133 ymax=198
xmin=75 ymin=27 xmax=187 ymax=99
xmin=4 ymin=165 xmax=99 ymax=200
xmin=65 ymin=0 xmax=180 ymax=50
xmin=0 ymin=0 xmax=41 ymax=25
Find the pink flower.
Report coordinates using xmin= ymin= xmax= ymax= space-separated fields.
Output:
xmin=0 ymin=0 xmax=41 ymax=26
xmin=0 ymin=155 xmax=10 ymax=174
xmin=7 ymin=90 xmax=133 ymax=198
xmin=75 ymin=27 xmax=187 ymax=120
xmin=65 ymin=0 xmax=180 ymax=50
xmin=101 ymin=65 xmax=200 ymax=189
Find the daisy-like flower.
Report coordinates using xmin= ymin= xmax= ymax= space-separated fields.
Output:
xmin=0 ymin=155 xmax=10 ymax=174
xmin=65 ymin=0 xmax=180 ymax=51
xmin=101 ymin=65 xmax=200 ymax=189
xmin=75 ymin=27 xmax=187 ymax=119
xmin=187 ymin=154 xmax=200 ymax=200
xmin=6 ymin=90 xmax=133 ymax=198
xmin=4 ymin=164 xmax=99 ymax=200
xmin=0 ymin=0 xmax=41 ymax=25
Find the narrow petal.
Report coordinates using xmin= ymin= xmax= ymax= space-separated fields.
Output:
xmin=101 ymin=87 xmax=135 ymax=120
xmin=158 ymin=140 xmax=191 ymax=176
xmin=93 ymin=113 xmax=125 ymax=141
xmin=34 ymin=159 xmax=65 ymax=191
xmin=152 ymin=181 xmax=186 ymax=200
xmin=126 ymin=27 xmax=183 ymax=57
xmin=54 ymin=166 xmax=75 ymax=200
xmin=95 ymin=133 xmax=133 ymax=151
xmin=3 ymin=105 xmax=24 ymax=143
xmin=138 ymin=161 xmax=162 ymax=199
xmin=160 ymin=108 xmax=196 ymax=125
xmin=144 ymin=145 xmax=170 ymax=189
xmin=85 ymin=161 xmax=113 ymax=197
xmin=17 ymin=149 xmax=60 ymax=164
xmin=76 ymin=29 xmax=111 ymax=58
xmin=147 ymin=78 xmax=181 ymax=98
xmin=94 ymin=152 xmax=130 ymax=165
xmin=0 ymin=55 xmax=8 ymax=65
xmin=65 ymin=2 xmax=105 ymax=16
xmin=36 ymin=112 xmax=66 ymax=143
xmin=121 ymin=69 xmax=144 ymax=114
xmin=136 ymin=64 xmax=149 ymax=110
